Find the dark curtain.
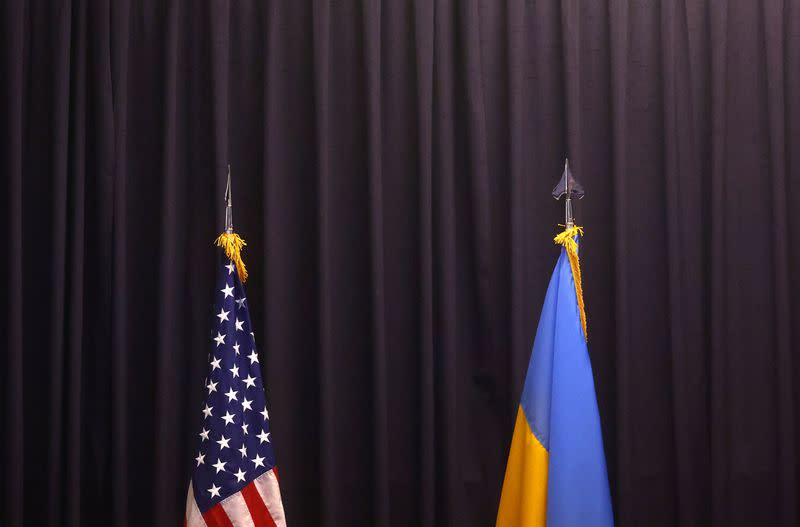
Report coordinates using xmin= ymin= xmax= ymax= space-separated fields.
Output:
xmin=2 ymin=0 xmax=799 ymax=525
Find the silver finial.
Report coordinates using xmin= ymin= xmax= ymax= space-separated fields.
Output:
xmin=552 ymin=157 xmax=584 ymax=228
xmin=225 ymin=165 xmax=233 ymax=234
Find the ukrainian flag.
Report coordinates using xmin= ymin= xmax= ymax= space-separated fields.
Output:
xmin=496 ymin=227 xmax=614 ymax=527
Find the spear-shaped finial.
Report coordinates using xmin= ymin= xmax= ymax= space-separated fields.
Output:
xmin=215 ymin=164 xmax=249 ymax=282
xmin=225 ymin=164 xmax=233 ymax=234
xmin=552 ymin=157 xmax=585 ymax=228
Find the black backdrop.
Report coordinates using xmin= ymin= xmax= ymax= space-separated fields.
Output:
xmin=2 ymin=1 xmax=799 ymax=526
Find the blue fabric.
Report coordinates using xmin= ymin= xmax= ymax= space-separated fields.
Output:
xmin=519 ymin=248 xmax=615 ymax=526
xmin=519 ymin=254 xmax=559 ymax=449
xmin=190 ymin=257 xmax=277 ymax=511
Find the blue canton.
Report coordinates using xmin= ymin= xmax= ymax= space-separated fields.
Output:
xmin=191 ymin=259 xmax=276 ymax=512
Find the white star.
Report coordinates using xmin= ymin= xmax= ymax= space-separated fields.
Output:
xmin=208 ymin=483 xmax=221 ymax=498
xmin=213 ymin=332 xmax=226 ymax=347
xmin=238 ymin=444 xmax=248 ymax=458
xmin=210 ymin=357 xmax=221 ymax=371
xmin=202 ymin=404 xmax=213 ymax=418
xmin=260 ymin=406 xmax=269 ymax=420
xmin=250 ymin=331 xmax=255 ymax=341
xmin=212 ymin=458 xmax=227 ymax=473
xmin=252 ymin=454 xmax=266 ymax=468
xmin=229 ymin=364 xmax=240 ymax=378
xmin=243 ymin=374 xmax=256 ymax=388
xmin=206 ymin=380 xmax=218 ymax=394
xmin=241 ymin=423 xmax=249 ymax=435
xmin=225 ymin=261 xmax=236 ymax=275
xmin=221 ymin=411 xmax=236 ymax=426
xmin=195 ymin=452 xmax=205 ymax=466
xmin=216 ymin=435 xmax=231 ymax=450
xmin=241 ymin=397 xmax=253 ymax=411
xmin=199 ymin=428 xmax=210 ymax=441
xmin=247 ymin=350 xmax=259 ymax=365
xmin=232 ymin=342 xmax=240 ymax=355
xmin=233 ymin=468 xmax=247 ymax=483
xmin=235 ymin=297 xmax=247 ymax=309
xmin=216 ymin=308 xmax=230 ymax=322
xmin=235 ymin=318 xmax=244 ymax=332
xmin=221 ymin=283 xmax=234 ymax=299
xmin=257 ymin=429 xmax=271 ymax=444
xmin=224 ymin=387 xmax=238 ymax=402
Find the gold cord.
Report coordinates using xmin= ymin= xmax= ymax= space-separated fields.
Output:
xmin=553 ymin=225 xmax=587 ymax=340
xmin=214 ymin=232 xmax=249 ymax=283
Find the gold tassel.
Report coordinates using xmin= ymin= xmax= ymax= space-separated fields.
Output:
xmin=214 ymin=232 xmax=249 ymax=283
xmin=553 ymin=225 xmax=587 ymax=340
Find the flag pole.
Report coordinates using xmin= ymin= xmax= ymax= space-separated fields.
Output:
xmin=564 ymin=158 xmax=574 ymax=229
xmin=225 ymin=164 xmax=233 ymax=234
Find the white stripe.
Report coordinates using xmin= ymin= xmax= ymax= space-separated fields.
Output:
xmin=185 ymin=482 xmax=208 ymax=527
xmin=220 ymin=491 xmax=256 ymax=527
xmin=253 ymin=469 xmax=286 ymax=526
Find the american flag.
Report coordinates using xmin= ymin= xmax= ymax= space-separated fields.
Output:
xmin=185 ymin=258 xmax=286 ymax=526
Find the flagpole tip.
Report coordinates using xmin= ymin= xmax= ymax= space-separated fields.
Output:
xmin=551 ymin=158 xmax=583 ymax=228
xmin=224 ymin=165 xmax=233 ymax=234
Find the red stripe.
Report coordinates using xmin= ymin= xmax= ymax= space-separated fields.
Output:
xmin=272 ymin=466 xmax=279 ymax=483
xmin=202 ymin=503 xmax=234 ymax=527
xmin=241 ymin=482 xmax=277 ymax=527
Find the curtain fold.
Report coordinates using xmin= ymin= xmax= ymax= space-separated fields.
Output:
xmin=2 ymin=1 xmax=799 ymax=525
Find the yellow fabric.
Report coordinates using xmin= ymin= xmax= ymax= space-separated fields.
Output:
xmin=496 ymin=407 xmax=549 ymax=527
xmin=214 ymin=232 xmax=249 ymax=283
xmin=553 ymin=225 xmax=587 ymax=340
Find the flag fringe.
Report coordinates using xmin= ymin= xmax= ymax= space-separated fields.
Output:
xmin=214 ymin=232 xmax=249 ymax=283
xmin=553 ymin=225 xmax=587 ymax=340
